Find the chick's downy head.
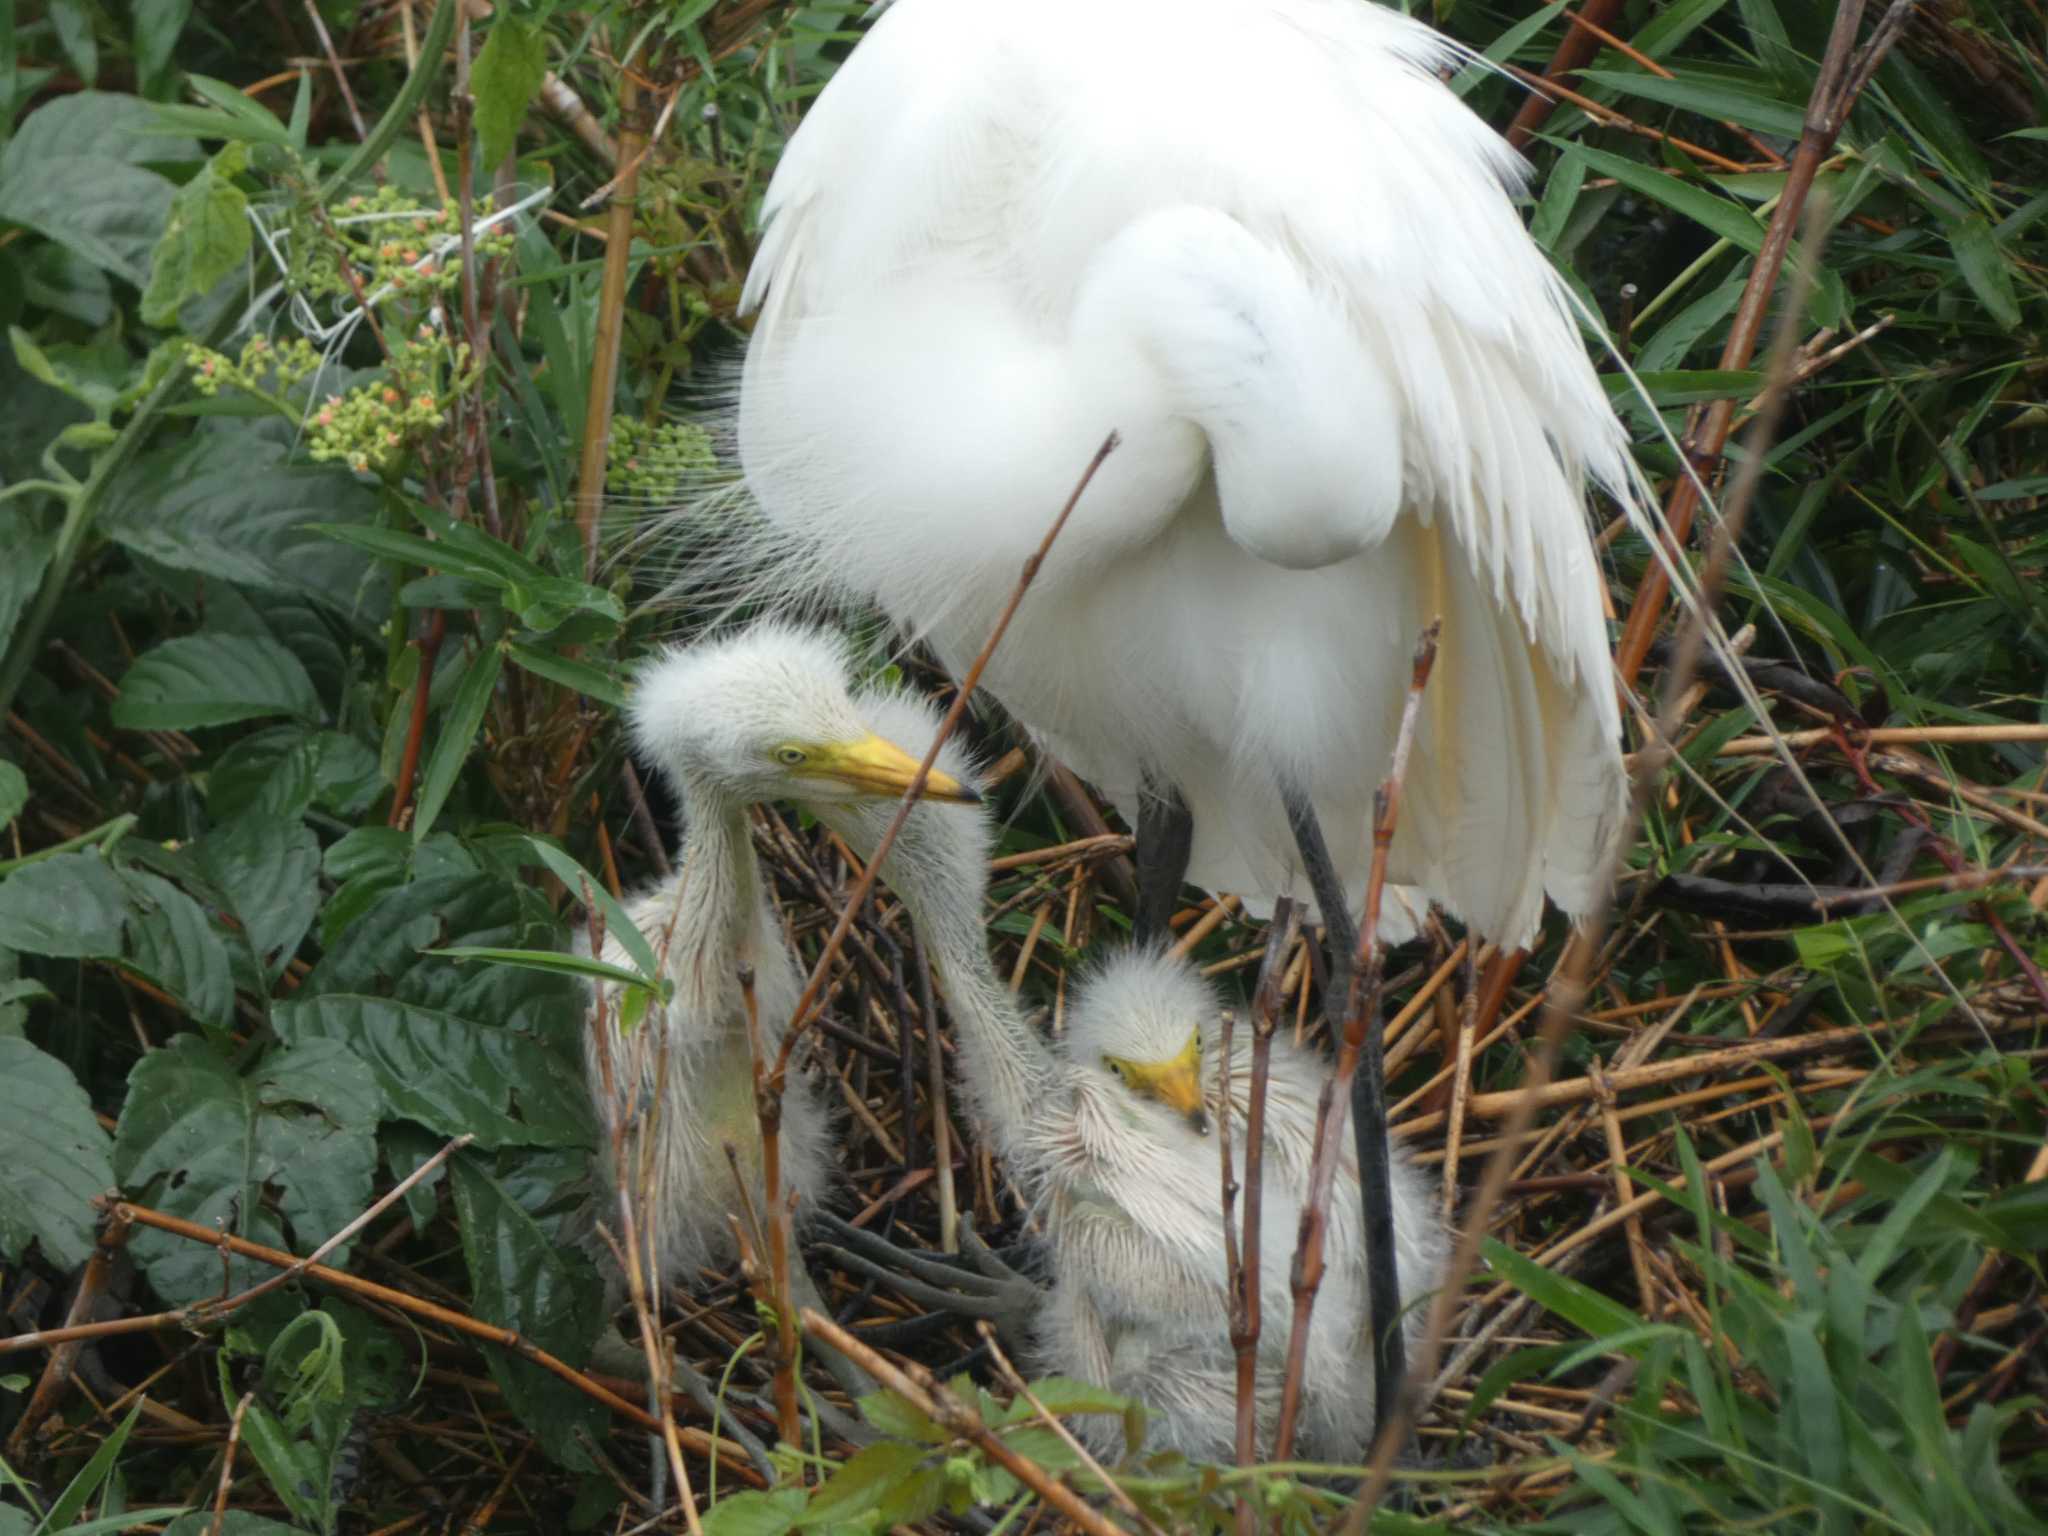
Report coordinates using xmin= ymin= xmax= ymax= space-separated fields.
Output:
xmin=629 ymin=623 xmax=977 ymax=808
xmin=1064 ymin=948 xmax=1220 ymax=1136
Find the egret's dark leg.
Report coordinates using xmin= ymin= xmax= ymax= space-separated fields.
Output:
xmin=1282 ymin=786 xmax=1407 ymax=1454
xmin=1133 ymin=779 xmax=1194 ymax=946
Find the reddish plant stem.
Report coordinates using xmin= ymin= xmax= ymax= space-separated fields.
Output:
xmin=1504 ymin=0 xmax=1630 ymax=150
xmin=1615 ymin=0 xmax=1906 ymax=688
xmin=1223 ymin=901 xmax=1295 ymax=1504
xmin=387 ymin=609 xmax=448 ymax=830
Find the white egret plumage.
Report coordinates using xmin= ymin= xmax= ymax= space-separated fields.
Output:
xmin=584 ymin=625 xmax=977 ymax=1294
xmin=729 ymin=0 xmax=1639 ymax=950
xmin=809 ymin=684 xmax=1446 ymax=1462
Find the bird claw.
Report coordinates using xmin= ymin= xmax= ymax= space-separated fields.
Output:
xmin=812 ymin=1212 xmax=1042 ymax=1351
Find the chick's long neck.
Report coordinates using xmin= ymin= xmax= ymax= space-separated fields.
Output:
xmin=853 ymin=811 xmax=1055 ymax=1167
xmin=668 ymin=783 xmax=770 ymax=1033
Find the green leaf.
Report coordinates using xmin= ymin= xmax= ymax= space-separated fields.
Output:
xmin=433 ymin=944 xmax=661 ymax=998
xmin=0 ymin=507 xmax=58 ymax=660
xmin=521 ymin=836 xmax=662 ymax=986
xmin=274 ymin=993 xmax=591 ymax=1149
xmin=0 ymin=94 xmax=179 ymax=287
xmin=858 ymin=1389 xmax=944 ymax=1443
xmin=410 ymin=638 xmax=504 ymax=842
xmin=48 ymin=0 xmax=98 ymax=86
xmin=1012 ymin=1376 xmax=1130 ymax=1418
xmin=1483 ymin=1237 xmax=1646 ymax=1340
xmin=302 ymin=871 xmax=582 ymax=1040
xmin=448 ymin=1152 xmax=607 ymax=1468
xmin=100 ymin=428 xmax=384 ymax=614
xmin=39 ymin=1401 xmax=145 ymax=1533
xmin=113 ymin=1035 xmax=382 ymax=1303
xmin=133 ymin=0 xmax=195 ymax=97
xmin=118 ymin=868 xmax=235 ymax=1034
xmin=798 ymin=1441 xmax=928 ymax=1528
xmin=140 ymin=141 xmax=250 ymax=325
xmin=0 ymin=1038 xmax=115 ymax=1269
xmin=472 ymin=16 xmax=547 ymax=170
xmin=505 ymin=640 xmax=629 ymax=707
xmin=1560 ymin=144 xmax=1766 ymax=254
xmin=1944 ymin=215 xmax=2020 ymax=331
xmin=1575 ymin=68 xmax=1807 ymax=138
xmin=162 ymin=1512 xmax=306 ymax=1535
xmin=701 ymin=1489 xmax=808 ymax=1536
xmin=0 ymin=849 xmax=129 ymax=957
xmin=114 ymin=631 xmax=320 ymax=730
xmin=194 ymin=813 xmax=320 ymax=980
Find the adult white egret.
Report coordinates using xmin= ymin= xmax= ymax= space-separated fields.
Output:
xmin=718 ymin=0 xmax=1635 ymax=1446
xmin=811 ymin=686 xmax=1447 ymax=1463
xmin=731 ymin=0 xmax=1636 ymax=953
xmin=583 ymin=625 xmax=977 ymax=1395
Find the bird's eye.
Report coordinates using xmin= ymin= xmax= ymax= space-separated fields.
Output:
xmin=774 ymin=745 xmax=807 ymax=766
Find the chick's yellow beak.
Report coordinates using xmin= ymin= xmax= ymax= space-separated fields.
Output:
xmin=1138 ymin=1033 xmax=1210 ymax=1137
xmin=813 ymin=732 xmax=980 ymax=804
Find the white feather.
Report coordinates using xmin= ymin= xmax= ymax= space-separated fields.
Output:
xmin=727 ymin=0 xmax=1637 ymax=946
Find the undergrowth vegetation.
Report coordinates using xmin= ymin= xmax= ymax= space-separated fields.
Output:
xmin=0 ymin=0 xmax=2042 ymax=1531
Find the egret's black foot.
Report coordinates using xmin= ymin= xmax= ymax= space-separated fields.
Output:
xmin=813 ymin=1212 xmax=1043 ymax=1352
xmin=1134 ymin=780 xmax=1194 ymax=946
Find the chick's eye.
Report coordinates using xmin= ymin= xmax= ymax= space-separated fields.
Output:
xmin=774 ymin=746 xmax=807 ymax=766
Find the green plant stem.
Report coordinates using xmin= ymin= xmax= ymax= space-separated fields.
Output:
xmin=0 ymin=367 xmax=186 ymax=721
xmin=319 ymin=0 xmax=459 ymax=201
xmin=0 ymin=815 xmax=138 ymax=876
xmin=0 ymin=479 xmax=74 ymax=505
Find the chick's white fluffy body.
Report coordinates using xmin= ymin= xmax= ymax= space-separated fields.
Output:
xmin=585 ymin=626 xmax=872 ymax=1279
xmin=736 ymin=0 xmax=1637 ymax=946
xmin=1038 ymin=954 xmax=1443 ymax=1462
xmin=815 ymin=691 xmax=1446 ymax=1462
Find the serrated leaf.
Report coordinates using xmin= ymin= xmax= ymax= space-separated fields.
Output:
xmin=0 ymin=849 xmax=128 ymax=957
xmin=472 ymin=16 xmax=546 ymax=170
xmin=141 ymin=141 xmax=249 ymax=325
xmin=858 ymin=1389 xmax=944 ymax=1443
xmin=701 ymin=1489 xmax=808 ymax=1536
xmin=118 ymin=868 xmax=235 ymax=1034
xmin=275 ymin=994 xmax=591 ymax=1149
xmin=99 ymin=427 xmax=383 ymax=616
xmin=114 ymin=632 xmax=320 ymax=730
xmin=194 ymin=813 xmax=320 ymax=980
xmin=302 ymin=872 xmax=582 ymax=1041
xmin=113 ymin=1035 xmax=382 ymax=1303
xmin=0 ymin=507 xmax=58 ymax=659
xmin=797 ymin=1440 xmax=927 ymax=1528
xmin=449 ymin=1153 xmax=606 ymax=1468
xmin=0 ymin=95 xmax=178 ymax=287
xmin=0 ymin=1038 xmax=116 ymax=1269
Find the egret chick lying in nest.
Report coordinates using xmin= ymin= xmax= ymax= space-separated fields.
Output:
xmin=812 ymin=689 xmax=1447 ymax=1463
